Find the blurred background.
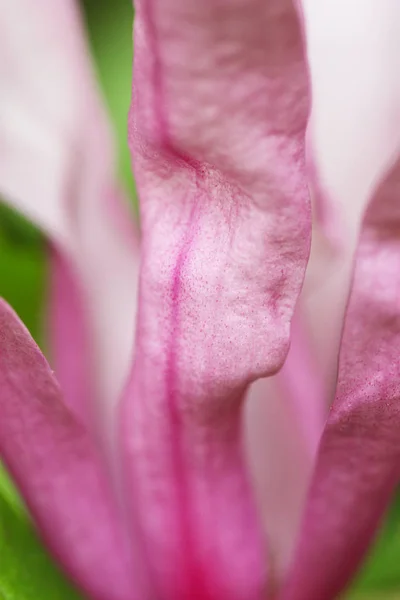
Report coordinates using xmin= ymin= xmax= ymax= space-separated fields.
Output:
xmin=0 ymin=1 xmax=399 ymax=598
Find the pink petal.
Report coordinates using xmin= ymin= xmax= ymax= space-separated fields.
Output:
xmin=0 ymin=0 xmax=140 ymax=447
xmin=278 ymin=3 xmax=400 ymax=595
xmin=125 ymin=1 xmax=311 ymax=598
xmin=47 ymin=247 xmax=90 ymax=424
xmin=244 ymin=311 xmax=325 ymax=586
xmin=300 ymin=0 xmax=400 ymax=400
xmin=47 ymin=185 xmax=140 ymax=456
xmin=245 ymin=3 xmax=400 ymax=578
xmin=243 ymin=1 xmax=400 ymax=568
xmin=0 ymin=300 xmax=135 ymax=600
xmin=281 ymin=156 xmax=400 ymax=600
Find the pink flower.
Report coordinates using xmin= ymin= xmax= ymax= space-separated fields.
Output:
xmin=1 ymin=1 xmax=400 ymax=599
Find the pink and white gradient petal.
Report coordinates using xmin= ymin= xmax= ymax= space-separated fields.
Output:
xmin=280 ymin=2 xmax=400 ymax=598
xmin=0 ymin=0 xmax=140 ymax=450
xmin=125 ymin=1 xmax=311 ymax=598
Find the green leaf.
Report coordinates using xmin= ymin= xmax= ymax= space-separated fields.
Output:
xmin=82 ymin=0 xmax=138 ymax=211
xmin=342 ymin=495 xmax=400 ymax=598
xmin=0 ymin=465 xmax=24 ymax=516
xmin=0 ymin=204 xmax=45 ymax=346
xmin=345 ymin=594 xmax=400 ymax=600
xmin=0 ymin=492 xmax=83 ymax=600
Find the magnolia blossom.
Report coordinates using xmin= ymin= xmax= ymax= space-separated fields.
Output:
xmin=1 ymin=1 xmax=400 ymax=599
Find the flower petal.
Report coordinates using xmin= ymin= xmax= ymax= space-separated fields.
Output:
xmin=0 ymin=299 xmax=135 ymax=600
xmin=244 ymin=311 xmax=325 ymax=585
xmin=300 ymin=0 xmax=400 ymax=400
xmin=125 ymin=1 xmax=311 ymax=597
xmin=0 ymin=0 xmax=101 ymax=243
xmin=279 ymin=2 xmax=400 ymax=595
xmin=48 ymin=185 xmax=140 ymax=454
xmin=47 ymin=247 xmax=90 ymax=424
xmin=281 ymin=157 xmax=400 ymax=600
xmin=246 ymin=5 xmax=400 ymax=574
xmin=0 ymin=0 xmax=140 ymax=445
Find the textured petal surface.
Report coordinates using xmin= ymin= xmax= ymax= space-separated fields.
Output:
xmin=0 ymin=0 xmax=140 ymax=441
xmin=126 ymin=1 xmax=311 ymax=598
xmin=0 ymin=300 xmax=134 ymax=600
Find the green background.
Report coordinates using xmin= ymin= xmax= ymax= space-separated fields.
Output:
xmin=0 ymin=1 xmax=399 ymax=598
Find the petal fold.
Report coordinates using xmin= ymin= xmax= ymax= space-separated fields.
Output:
xmin=126 ymin=1 xmax=311 ymax=598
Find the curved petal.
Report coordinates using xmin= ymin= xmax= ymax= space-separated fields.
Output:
xmin=0 ymin=0 xmax=102 ymax=243
xmin=125 ymin=1 xmax=311 ymax=598
xmin=244 ymin=311 xmax=325 ymax=586
xmin=279 ymin=1 xmax=400 ymax=596
xmin=0 ymin=0 xmax=140 ymax=443
xmin=246 ymin=3 xmax=400 ymax=581
xmin=281 ymin=157 xmax=400 ymax=600
xmin=47 ymin=248 xmax=90 ymax=424
xmin=47 ymin=185 xmax=140 ymax=454
xmin=0 ymin=300 xmax=135 ymax=600
xmin=300 ymin=0 xmax=400 ymax=399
